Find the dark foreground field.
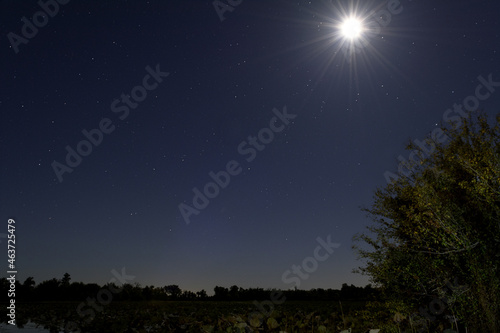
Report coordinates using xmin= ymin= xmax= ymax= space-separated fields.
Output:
xmin=1 ymin=300 xmax=399 ymax=333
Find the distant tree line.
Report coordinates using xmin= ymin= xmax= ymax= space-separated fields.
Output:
xmin=1 ymin=273 xmax=379 ymax=302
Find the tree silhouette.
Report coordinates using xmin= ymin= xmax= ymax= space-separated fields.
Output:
xmin=196 ymin=289 xmax=208 ymax=299
xmin=213 ymin=286 xmax=229 ymax=300
xmin=35 ymin=278 xmax=60 ymax=300
xmin=229 ymin=285 xmax=240 ymax=300
xmin=164 ymin=284 xmax=181 ymax=299
xmin=61 ymin=273 xmax=71 ymax=287
xmin=3 ymin=274 xmax=378 ymax=303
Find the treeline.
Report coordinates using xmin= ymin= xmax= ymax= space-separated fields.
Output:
xmin=1 ymin=273 xmax=379 ymax=302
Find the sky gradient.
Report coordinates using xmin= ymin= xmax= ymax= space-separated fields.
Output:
xmin=1 ymin=0 xmax=499 ymax=294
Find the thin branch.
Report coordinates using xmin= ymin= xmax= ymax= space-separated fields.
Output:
xmin=410 ymin=242 xmax=479 ymax=255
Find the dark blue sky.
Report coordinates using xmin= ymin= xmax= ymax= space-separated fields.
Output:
xmin=1 ymin=0 xmax=499 ymax=293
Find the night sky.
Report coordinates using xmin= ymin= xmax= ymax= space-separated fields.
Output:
xmin=1 ymin=0 xmax=499 ymax=294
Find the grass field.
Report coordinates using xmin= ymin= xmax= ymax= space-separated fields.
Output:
xmin=1 ymin=300 xmax=398 ymax=333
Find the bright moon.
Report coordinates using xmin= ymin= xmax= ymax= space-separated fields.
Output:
xmin=341 ymin=18 xmax=363 ymax=39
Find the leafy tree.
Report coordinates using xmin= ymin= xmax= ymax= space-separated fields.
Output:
xmin=340 ymin=283 xmax=363 ymax=300
xmin=181 ymin=290 xmax=196 ymax=299
xmin=35 ymin=278 xmax=61 ymax=300
xmin=142 ymin=285 xmax=153 ymax=300
xmin=196 ymin=289 xmax=208 ymax=299
xmin=61 ymin=272 xmax=71 ymax=287
xmin=164 ymin=284 xmax=182 ymax=299
xmin=213 ymin=286 xmax=229 ymax=300
xmin=229 ymin=285 xmax=240 ymax=300
xmin=19 ymin=277 xmax=36 ymax=300
xmin=354 ymin=111 xmax=500 ymax=332
xmin=23 ymin=276 xmax=35 ymax=289
xmin=69 ymin=281 xmax=88 ymax=300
